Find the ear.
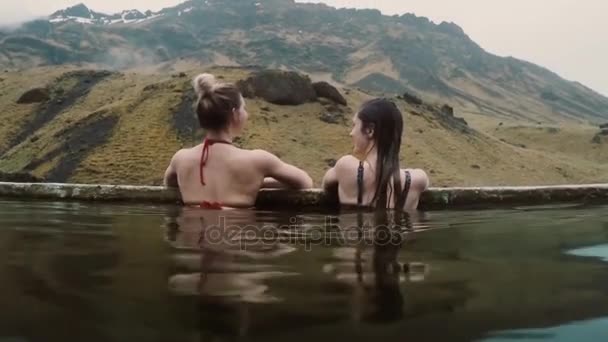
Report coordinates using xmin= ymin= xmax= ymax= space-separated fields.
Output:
xmin=366 ymin=124 xmax=375 ymax=139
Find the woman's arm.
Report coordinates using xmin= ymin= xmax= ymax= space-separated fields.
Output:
xmin=322 ymin=167 xmax=338 ymax=191
xmin=163 ymin=152 xmax=180 ymax=188
xmin=253 ymin=150 xmax=313 ymax=189
xmin=411 ymin=169 xmax=430 ymax=192
xmin=262 ymin=177 xmax=286 ymax=189
xmin=322 ymin=156 xmax=357 ymax=191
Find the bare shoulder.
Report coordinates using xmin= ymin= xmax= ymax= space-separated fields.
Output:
xmin=334 ymin=155 xmax=360 ymax=172
xmin=173 ymin=146 xmax=206 ymax=166
xmin=249 ymin=149 xmax=279 ymax=163
xmin=404 ymin=168 xmax=428 ymax=178
xmin=250 ymin=149 xmax=273 ymax=157
xmin=169 ymin=148 xmax=187 ymax=163
xmin=403 ymin=168 xmax=430 ymax=190
xmin=246 ymin=149 xmax=284 ymax=171
xmin=175 ymin=146 xmax=199 ymax=159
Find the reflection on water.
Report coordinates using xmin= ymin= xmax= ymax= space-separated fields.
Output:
xmin=479 ymin=243 xmax=608 ymax=342
xmin=164 ymin=206 xmax=428 ymax=336
xmin=166 ymin=207 xmax=299 ymax=305
xmin=481 ymin=316 xmax=608 ymax=342
xmin=567 ymin=244 xmax=608 ymax=262
xmin=3 ymin=200 xmax=608 ymax=341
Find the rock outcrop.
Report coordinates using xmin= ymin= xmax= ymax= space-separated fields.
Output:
xmin=17 ymin=88 xmax=50 ymax=104
xmin=319 ymin=112 xmax=342 ymax=124
xmin=238 ymin=70 xmax=317 ymax=105
xmin=312 ymin=81 xmax=347 ymax=106
xmin=318 ymin=97 xmax=349 ymax=124
xmin=441 ymin=104 xmax=454 ymax=116
xmin=400 ymin=92 xmax=423 ymax=106
xmin=431 ymin=103 xmax=470 ymax=133
xmin=592 ymin=124 xmax=608 ymax=144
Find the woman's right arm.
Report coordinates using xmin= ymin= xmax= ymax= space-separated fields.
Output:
xmin=322 ymin=167 xmax=338 ymax=191
xmin=253 ymin=150 xmax=313 ymax=189
xmin=322 ymin=156 xmax=354 ymax=191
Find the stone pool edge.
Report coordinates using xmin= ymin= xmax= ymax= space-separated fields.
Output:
xmin=1 ymin=182 xmax=608 ymax=210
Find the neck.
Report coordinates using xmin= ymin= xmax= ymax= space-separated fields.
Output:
xmin=359 ymin=144 xmax=378 ymax=164
xmin=205 ymin=130 xmax=234 ymax=143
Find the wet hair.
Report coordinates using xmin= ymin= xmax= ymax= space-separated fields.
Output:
xmin=357 ymin=98 xmax=406 ymax=209
xmin=193 ymin=73 xmax=243 ymax=131
xmin=354 ymin=210 xmax=411 ymax=323
xmin=371 ymin=226 xmax=405 ymax=322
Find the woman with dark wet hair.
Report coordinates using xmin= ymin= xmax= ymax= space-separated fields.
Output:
xmin=322 ymin=98 xmax=429 ymax=210
xmin=164 ymin=73 xmax=313 ymax=208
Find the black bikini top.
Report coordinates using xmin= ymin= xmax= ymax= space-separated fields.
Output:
xmin=357 ymin=161 xmax=411 ymax=207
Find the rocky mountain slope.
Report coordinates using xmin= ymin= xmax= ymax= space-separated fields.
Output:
xmin=1 ymin=0 xmax=607 ymax=124
xmin=1 ymin=66 xmax=608 ymax=186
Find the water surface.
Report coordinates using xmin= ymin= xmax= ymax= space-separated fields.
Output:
xmin=1 ymin=200 xmax=608 ymax=341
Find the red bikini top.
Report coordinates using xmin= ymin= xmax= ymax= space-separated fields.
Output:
xmin=199 ymin=138 xmax=232 ymax=186
xmin=198 ymin=138 xmax=232 ymax=210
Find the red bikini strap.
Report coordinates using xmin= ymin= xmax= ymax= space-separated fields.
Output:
xmin=199 ymin=138 xmax=232 ymax=186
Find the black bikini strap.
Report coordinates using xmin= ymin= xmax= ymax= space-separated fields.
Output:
xmin=357 ymin=161 xmax=364 ymax=206
xmin=401 ymin=170 xmax=412 ymax=205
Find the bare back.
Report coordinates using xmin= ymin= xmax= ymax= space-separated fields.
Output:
xmin=324 ymin=155 xmax=429 ymax=211
xmin=169 ymin=144 xmax=263 ymax=207
xmin=165 ymin=143 xmax=313 ymax=208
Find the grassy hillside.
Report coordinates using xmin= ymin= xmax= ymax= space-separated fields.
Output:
xmin=1 ymin=66 xmax=608 ymax=187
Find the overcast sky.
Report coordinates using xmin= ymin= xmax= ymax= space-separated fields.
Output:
xmin=1 ymin=0 xmax=606 ymax=96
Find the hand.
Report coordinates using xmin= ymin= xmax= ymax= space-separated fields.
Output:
xmin=262 ymin=177 xmax=286 ymax=189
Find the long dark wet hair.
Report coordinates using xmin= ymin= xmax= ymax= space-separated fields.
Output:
xmin=354 ymin=203 xmax=412 ymax=323
xmin=358 ymin=98 xmax=406 ymax=209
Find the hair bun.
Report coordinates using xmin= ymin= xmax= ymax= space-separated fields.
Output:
xmin=193 ymin=73 xmax=217 ymax=98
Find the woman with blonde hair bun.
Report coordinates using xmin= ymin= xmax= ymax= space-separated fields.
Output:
xmin=164 ymin=73 xmax=313 ymax=209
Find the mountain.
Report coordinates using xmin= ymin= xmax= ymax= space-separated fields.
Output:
xmin=1 ymin=1 xmax=608 ymax=187
xmin=1 ymin=0 xmax=607 ymax=124
xmin=49 ymin=3 xmax=159 ymax=25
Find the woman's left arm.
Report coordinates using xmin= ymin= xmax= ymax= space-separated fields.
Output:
xmin=262 ymin=177 xmax=286 ymax=189
xmin=163 ymin=152 xmax=180 ymax=188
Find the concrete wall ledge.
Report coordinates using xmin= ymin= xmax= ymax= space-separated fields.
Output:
xmin=2 ymin=182 xmax=608 ymax=210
